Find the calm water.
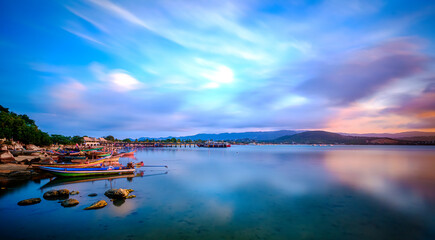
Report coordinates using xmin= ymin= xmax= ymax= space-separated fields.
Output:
xmin=0 ymin=145 xmax=434 ymax=240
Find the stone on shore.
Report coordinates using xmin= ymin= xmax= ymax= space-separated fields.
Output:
xmin=61 ymin=199 xmax=79 ymax=207
xmin=84 ymin=200 xmax=107 ymax=210
xmin=104 ymin=188 xmax=132 ymax=199
xmin=43 ymin=189 xmax=70 ymax=200
xmin=0 ymin=150 xmax=15 ymax=163
xmin=18 ymin=198 xmax=41 ymax=206
xmin=26 ymin=144 xmax=40 ymax=151
xmin=70 ymin=191 xmax=79 ymax=195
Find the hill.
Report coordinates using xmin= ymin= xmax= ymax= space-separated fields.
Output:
xmin=342 ymin=131 xmax=435 ymax=138
xmin=275 ymin=131 xmax=404 ymax=144
xmin=139 ymin=130 xmax=300 ymax=141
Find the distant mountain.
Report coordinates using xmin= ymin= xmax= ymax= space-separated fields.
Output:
xmin=139 ymin=130 xmax=300 ymax=141
xmin=397 ymin=136 xmax=435 ymax=142
xmin=275 ymin=131 xmax=404 ymax=144
xmin=342 ymin=131 xmax=435 ymax=138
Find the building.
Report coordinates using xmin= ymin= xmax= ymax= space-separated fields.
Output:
xmin=83 ymin=137 xmax=108 ymax=146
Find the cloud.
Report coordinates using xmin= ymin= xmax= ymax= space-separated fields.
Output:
xmin=296 ymin=37 xmax=430 ymax=105
xmin=90 ymin=63 xmax=144 ymax=92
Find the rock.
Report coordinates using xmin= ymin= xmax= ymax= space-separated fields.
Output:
xmin=104 ymin=188 xmax=131 ymax=199
xmin=18 ymin=198 xmax=41 ymax=206
xmin=26 ymin=144 xmax=40 ymax=151
xmin=30 ymin=152 xmax=40 ymax=156
xmin=88 ymin=193 xmax=97 ymax=197
xmin=43 ymin=189 xmax=70 ymax=200
xmin=126 ymin=195 xmax=136 ymax=199
xmin=0 ymin=151 xmax=15 ymax=163
xmin=126 ymin=189 xmax=134 ymax=193
xmin=84 ymin=200 xmax=107 ymax=210
xmin=61 ymin=199 xmax=79 ymax=207
xmin=8 ymin=170 xmax=32 ymax=178
xmin=70 ymin=191 xmax=79 ymax=195
xmin=0 ymin=145 xmax=7 ymax=151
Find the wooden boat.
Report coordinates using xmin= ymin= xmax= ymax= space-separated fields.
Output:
xmin=63 ymin=156 xmax=86 ymax=160
xmin=81 ymin=147 xmax=103 ymax=152
xmin=32 ymin=156 xmax=109 ymax=169
xmin=38 ymin=165 xmax=135 ymax=177
xmin=121 ymin=150 xmax=136 ymax=156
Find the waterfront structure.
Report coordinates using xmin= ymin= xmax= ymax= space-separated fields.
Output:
xmin=83 ymin=137 xmax=108 ymax=146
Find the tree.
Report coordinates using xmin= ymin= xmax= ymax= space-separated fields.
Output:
xmin=123 ymin=138 xmax=132 ymax=143
xmin=105 ymin=135 xmax=115 ymax=141
xmin=71 ymin=136 xmax=83 ymax=144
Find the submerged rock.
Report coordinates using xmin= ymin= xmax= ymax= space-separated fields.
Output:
xmin=8 ymin=170 xmax=32 ymax=179
xmin=88 ymin=193 xmax=97 ymax=197
xmin=43 ymin=189 xmax=70 ymax=200
xmin=104 ymin=188 xmax=131 ymax=199
xmin=61 ymin=199 xmax=79 ymax=207
xmin=84 ymin=200 xmax=107 ymax=210
xmin=17 ymin=198 xmax=41 ymax=206
xmin=70 ymin=191 xmax=79 ymax=195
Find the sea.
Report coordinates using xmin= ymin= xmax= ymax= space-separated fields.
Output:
xmin=0 ymin=145 xmax=434 ymax=240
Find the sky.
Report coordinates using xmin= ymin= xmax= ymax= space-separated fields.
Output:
xmin=0 ymin=0 xmax=434 ymax=138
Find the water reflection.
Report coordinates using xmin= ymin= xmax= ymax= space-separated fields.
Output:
xmin=324 ymin=148 xmax=435 ymax=213
xmin=0 ymin=146 xmax=434 ymax=240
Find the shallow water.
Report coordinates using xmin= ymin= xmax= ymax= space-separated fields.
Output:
xmin=1 ymin=145 xmax=434 ymax=240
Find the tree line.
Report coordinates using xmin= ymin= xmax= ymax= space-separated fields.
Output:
xmin=0 ymin=105 xmax=83 ymax=146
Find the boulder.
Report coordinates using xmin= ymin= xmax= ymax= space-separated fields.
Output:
xmin=104 ymin=188 xmax=131 ymax=199
xmin=18 ymin=198 xmax=41 ymax=206
xmin=26 ymin=144 xmax=40 ymax=151
xmin=43 ymin=189 xmax=70 ymax=200
xmin=0 ymin=151 xmax=15 ymax=163
xmin=0 ymin=145 xmax=7 ymax=151
xmin=61 ymin=199 xmax=79 ymax=207
xmin=84 ymin=200 xmax=107 ymax=210
xmin=88 ymin=193 xmax=97 ymax=197
xmin=126 ymin=195 xmax=136 ymax=199
xmin=70 ymin=191 xmax=79 ymax=195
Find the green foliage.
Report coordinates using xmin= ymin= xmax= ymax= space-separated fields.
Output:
xmin=105 ymin=135 xmax=115 ymax=141
xmin=123 ymin=138 xmax=132 ymax=143
xmin=50 ymin=135 xmax=83 ymax=145
xmin=0 ymin=105 xmax=52 ymax=146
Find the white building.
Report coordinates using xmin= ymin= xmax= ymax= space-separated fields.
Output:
xmin=83 ymin=137 xmax=108 ymax=146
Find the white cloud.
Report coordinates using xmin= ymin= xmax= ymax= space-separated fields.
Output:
xmin=90 ymin=63 xmax=144 ymax=92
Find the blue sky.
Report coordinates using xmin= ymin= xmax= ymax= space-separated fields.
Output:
xmin=1 ymin=0 xmax=434 ymax=138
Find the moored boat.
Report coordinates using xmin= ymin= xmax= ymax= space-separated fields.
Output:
xmin=32 ymin=156 xmax=110 ymax=169
xmin=38 ymin=165 xmax=135 ymax=177
xmin=197 ymin=141 xmax=231 ymax=148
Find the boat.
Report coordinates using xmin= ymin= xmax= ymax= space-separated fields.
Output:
xmin=38 ymin=165 xmax=135 ymax=177
xmin=197 ymin=141 xmax=231 ymax=148
xmin=63 ymin=156 xmax=86 ymax=160
xmin=81 ymin=147 xmax=104 ymax=152
xmin=32 ymin=156 xmax=110 ymax=168
xmin=120 ymin=150 xmax=136 ymax=157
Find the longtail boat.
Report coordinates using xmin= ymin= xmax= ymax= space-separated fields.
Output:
xmin=38 ymin=165 xmax=135 ymax=177
xmin=120 ymin=150 xmax=136 ymax=157
xmin=32 ymin=156 xmax=110 ymax=169
xmin=81 ymin=147 xmax=103 ymax=152
xmin=64 ymin=156 xmax=86 ymax=160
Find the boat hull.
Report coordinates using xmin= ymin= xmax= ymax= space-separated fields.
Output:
xmin=38 ymin=166 xmax=135 ymax=177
